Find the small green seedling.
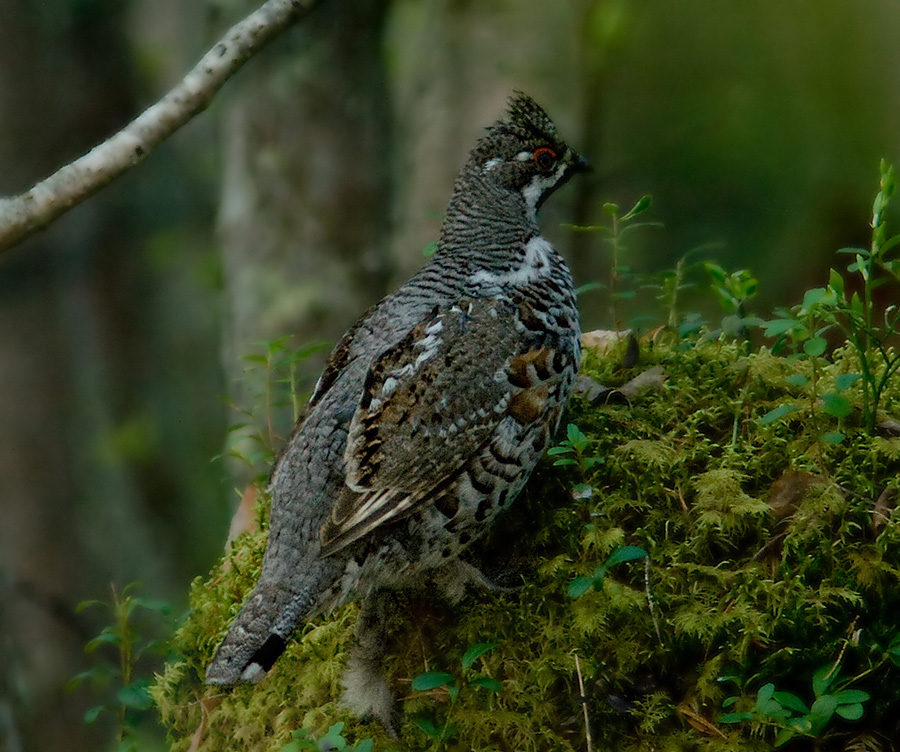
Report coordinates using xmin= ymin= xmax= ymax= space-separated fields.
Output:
xmin=278 ymin=722 xmax=374 ymax=752
xmin=409 ymin=642 xmax=502 ymax=749
xmin=721 ymin=665 xmax=870 ymax=746
xmin=568 ymin=545 xmax=648 ymax=599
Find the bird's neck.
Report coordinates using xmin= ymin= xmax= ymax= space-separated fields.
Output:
xmin=436 ymin=175 xmax=538 ymax=262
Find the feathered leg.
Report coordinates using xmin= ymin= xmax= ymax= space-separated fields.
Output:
xmin=340 ymin=587 xmax=402 ymax=736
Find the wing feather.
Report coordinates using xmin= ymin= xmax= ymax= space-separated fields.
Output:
xmin=320 ymin=297 xmax=549 ymax=554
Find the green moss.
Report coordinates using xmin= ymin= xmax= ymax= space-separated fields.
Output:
xmin=154 ymin=339 xmax=900 ymax=750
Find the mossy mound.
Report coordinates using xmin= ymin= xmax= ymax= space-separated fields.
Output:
xmin=153 ymin=338 xmax=900 ymax=751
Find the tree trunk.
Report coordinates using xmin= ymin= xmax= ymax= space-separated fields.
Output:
xmin=218 ymin=0 xmax=394 ymax=482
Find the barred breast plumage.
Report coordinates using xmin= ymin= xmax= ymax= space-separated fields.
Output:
xmin=205 ymin=92 xmax=588 ymax=735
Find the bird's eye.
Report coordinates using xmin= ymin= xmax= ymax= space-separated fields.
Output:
xmin=533 ymin=147 xmax=557 ymax=171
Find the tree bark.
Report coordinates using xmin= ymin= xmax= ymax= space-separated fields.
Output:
xmin=218 ymin=0 xmax=393 ymax=478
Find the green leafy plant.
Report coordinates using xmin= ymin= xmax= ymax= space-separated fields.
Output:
xmin=568 ymin=545 xmax=648 ymax=598
xmin=704 ymin=262 xmax=760 ymax=344
xmin=763 ymin=160 xmax=900 ymax=436
xmin=569 ymin=195 xmax=658 ymax=330
xmin=278 ymin=722 xmax=375 ymax=752
xmin=69 ymin=583 xmax=173 ymax=750
xmin=721 ymin=665 xmax=870 ymax=747
xmin=409 ymin=642 xmax=502 ymax=749
xmin=548 ymin=423 xmax=604 ymax=499
xmin=760 ymin=288 xmax=861 ymax=449
xmin=646 ymin=249 xmax=711 ymax=337
xmin=224 ymin=336 xmax=330 ymax=478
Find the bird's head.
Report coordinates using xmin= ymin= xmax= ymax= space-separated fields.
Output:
xmin=468 ymin=92 xmax=589 ymax=216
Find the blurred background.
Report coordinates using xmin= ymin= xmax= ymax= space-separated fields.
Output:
xmin=1 ymin=0 xmax=898 ymax=749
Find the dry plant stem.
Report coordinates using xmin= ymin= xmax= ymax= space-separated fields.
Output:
xmin=0 ymin=0 xmax=320 ymax=253
xmin=644 ymin=557 xmax=663 ymax=646
xmin=574 ymin=653 xmax=593 ymax=752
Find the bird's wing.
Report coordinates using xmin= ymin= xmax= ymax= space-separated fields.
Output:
xmin=319 ymin=296 xmax=570 ymax=555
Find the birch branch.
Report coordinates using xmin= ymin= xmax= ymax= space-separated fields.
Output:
xmin=0 ymin=0 xmax=320 ymax=254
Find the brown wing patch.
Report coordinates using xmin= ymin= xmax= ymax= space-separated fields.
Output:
xmin=507 ymin=347 xmax=555 ymax=388
xmin=508 ymin=384 xmax=551 ymax=424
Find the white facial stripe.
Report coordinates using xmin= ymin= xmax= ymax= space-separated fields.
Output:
xmin=522 ymin=162 xmax=568 ymax=220
xmin=515 ymin=150 xmax=532 ymax=161
xmin=483 ymin=157 xmax=502 ymax=172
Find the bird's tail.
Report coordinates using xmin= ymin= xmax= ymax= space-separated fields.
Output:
xmin=205 ymin=578 xmax=319 ymax=685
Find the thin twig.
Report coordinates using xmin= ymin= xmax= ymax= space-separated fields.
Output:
xmin=574 ymin=653 xmax=593 ymax=752
xmin=0 ymin=0 xmax=320 ymax=253
xmin=645 ymin=557 xmax=663 ymax=646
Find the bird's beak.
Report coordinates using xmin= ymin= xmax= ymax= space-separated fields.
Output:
xmin=568 ymin=151 xmax=592 ymax=174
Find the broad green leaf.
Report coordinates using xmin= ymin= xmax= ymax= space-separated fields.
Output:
xmin=834 ymin=373 xmax=862 ymax=391
xmin=808 ymin=694 xmax=839 ymax=734
xmin=785 ymin=373 xmax=809 ymax=387
xmin=719 ymin=711 xmax=754 ymax=724
xmin=759 ymin=403 xmax=798 ymax=425
xmin=130 ymin=596 xmax=172 ymax=615
xmin=65 ymin=667 xmax=112 ymax=692
xmin=772 ymin=691 xmax=809 ymax=715
xmin=468 ymin=677 xmax=503 ymax=693
xmin=575 ymin=282 xmax=606 ymax=296
xmin=774 ymin=728 xmax=797 ymax=747
xmin=461 ymin=642 xmax=498 ymax=672
xmin=411 ymin=672 xmax=455 ymax=692
xmin=354 ymin=739 xmax=374 ymax=752
xmin=821 ymin=431 xmax=845 ymax=444
xmin=606 ymin=546 xmax=648 ymax=567
xmin=763 ymin=318 xmax=801 ymax=337
xmin=117 ymin=681 xmax=153 ymax=710
xmin=755 ymin=683 xmax=776 ymax=708
xmin=621 ymin=194 xmax=652 ymax=220
xmin=803 ymin=337 xmax=827 ymax=357
xmin=888 ymin=638 xmax=900 ymax=666
xmin=566 ymin=423 xmax=588 ymax=449
xmin=801 ymin=287 xmax=830 ymax=309
xmin=85 ymin=631 xmax=121 ymax=653
xmin=678 ymin=317 xmax=707 ymax=336
xmin=835 ymin=703 xmax=865 ymax=721
xmin=786 ymin=716 xmax=813 ymax=734
xmin=821 ymin=392 xmax=851 ymax=418
xmin=320 ymin=722 xmax=347 ymax=746
xmin=568 ymin=577 xmax=595 ymax=599
xmin=827 ymin=268 xmax=845 ymax=297
xmin=812 ymin=665 xmax=838 ymax=698
xmin=241 ymin=354 xmax=269 ymax=364
xmin=412 ymin=717 xmax=442 ymax=739
xmin=84 ymin=705 xmax=104 ymax=724
xmin=704 ymin=262 xmax=726 ymax=284
xmin=832 ymin=689 xmax=870 ymax=705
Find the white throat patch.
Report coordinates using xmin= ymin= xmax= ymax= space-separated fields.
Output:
xmin=521 ymin=162 xmax=568 ymax=222
xmin=470 ymin=235 xmax=554 ymax=287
